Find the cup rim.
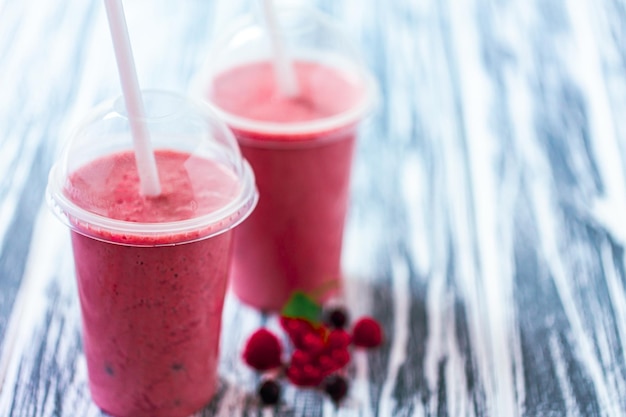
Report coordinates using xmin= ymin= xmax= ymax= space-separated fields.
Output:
xmin=47 ymin=161 xmax=258 ymax=246
xmin=191 ymin=4 xmax=379 ymax=142
xmin=203 ymin=64 xmax=378 ymax=139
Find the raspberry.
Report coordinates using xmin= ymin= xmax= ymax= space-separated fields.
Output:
xmin=317 ymin=354 xmax=336 ymax=374
xmin=327 ymin=329 xmax=351 ymax=349
xmin=290 ymin=349 xmax=312 ymax=367
xmin=352 ymin=317 xmax=383 ymax=348
xmin=286 ymin=365 xmax=304 ymax=386
xmin=258 ymin=379 xmax=281 ymax=405
xmin=286 ymin=363 xmax=323 ymax=387
xmin=280 ymin=317 xmax=315 ymax=349
xmin=242 ymin=328 xmax=283 ymax=371
xmin=244 ymin=303 xmax=386 ymax=405
xmin=302 ymin=364 xmax=324 ymax=386
xmin=330 ymin=348 xmax=350 ymax=368
xmin=302 ymin=332 xmax=325 ymax=356
xmin=324 ymin=307 xmax=349 ymax=329
xmin=324 ymin=374 xmax=349 ymax=404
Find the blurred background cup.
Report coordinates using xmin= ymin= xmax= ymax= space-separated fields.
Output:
xmin=196 ymin=1 xmax=377 ymax=311
xmin=46 ymin=90 xmax=257 ymax=417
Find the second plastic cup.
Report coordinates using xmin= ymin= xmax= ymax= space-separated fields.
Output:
xmin=198 ymin=5 xmax=377 ymax=311
xmin=46 ymin=91 xmax=257 ymax=417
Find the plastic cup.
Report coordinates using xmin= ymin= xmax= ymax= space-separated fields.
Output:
xmin=46 ymin=91 xmax=257 ymax=417
xmin=196 ymin=4 xmax=377 ymax=311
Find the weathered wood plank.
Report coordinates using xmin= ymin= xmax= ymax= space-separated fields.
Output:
xmin=0 ymin=0 xmax=97 ymax=346
xmin=2 ymin=0 xmax=626 ymax=416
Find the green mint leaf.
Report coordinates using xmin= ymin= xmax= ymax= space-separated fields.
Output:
xmin=281 ymin=291 xmax=322 ymax=324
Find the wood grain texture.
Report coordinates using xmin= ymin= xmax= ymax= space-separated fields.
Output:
xmin=1 ymin=0 xmax=626 ymax=415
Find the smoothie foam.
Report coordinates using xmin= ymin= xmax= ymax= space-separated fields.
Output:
xmin=210 ymin=61 xmax=362 ymax=129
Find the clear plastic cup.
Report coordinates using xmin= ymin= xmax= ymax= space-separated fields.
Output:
xmin=196 ymin=3 xmax=377 ymax=311
xmin=46 ymin=90 xmax=257 ymax=417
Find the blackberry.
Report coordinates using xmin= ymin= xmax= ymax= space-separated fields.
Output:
xmin=323 ymin=374 xmax=348 ymax=404
xmin=324 ymin=307 xmax=349 ymax=329
xmin=258 ymin=379 xmax=281 ymax=405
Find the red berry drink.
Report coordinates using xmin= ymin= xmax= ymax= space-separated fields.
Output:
xmin=47 ymin=92 xmax=257 ymax=417
xmin=201 ymin=7 xmax=376 ymax=311
xmin=70 ymin=150 xmax=235 ymax=417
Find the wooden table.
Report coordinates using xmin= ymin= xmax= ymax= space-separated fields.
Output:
xmin=2 ymin=0 xmax=626 ymax=415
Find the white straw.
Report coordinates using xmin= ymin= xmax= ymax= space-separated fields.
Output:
xmin=261 ymin=0 xmax=299 ymax=98
xmin=104 ymin=0 xmax=161 ymax=196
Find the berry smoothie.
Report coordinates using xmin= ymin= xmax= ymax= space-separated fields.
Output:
xmin=67 ymin=150 xmax=240 ymax=417
xmin=207 ymin=60 xmax=371 ymax=311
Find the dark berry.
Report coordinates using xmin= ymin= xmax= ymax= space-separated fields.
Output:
xmin=352 ymin=317 xmax=383 ymax=348
xmin=324 ymin=374 xmax=349 ymax=404
xmin=324 ymin=307 xmax=349 ymax=329
xmin=242 ymin=328 xmax=283 ymax=371
xmin=258 ymin=379 xmax=281 ymax=405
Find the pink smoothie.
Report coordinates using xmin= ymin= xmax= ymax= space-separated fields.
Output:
xmin=67 ymin=149 xmax=240 ymax=417
xmin=208 ymin=60 xmax=368 ymax=311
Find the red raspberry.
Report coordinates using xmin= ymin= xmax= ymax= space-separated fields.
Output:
xmin=301 ymin=364 xmax=324 ymax=386
xmin=330 ymin=348 xmax=351 ymax=368
xmin=286 ymin=363 xmax=323 ymax=387
xmin=315 ymin=324 xmax=330 ymax=340
xmin=327 ymin=329 xmax=351 ymax=349
xmin=280 ymin=317 xmax=315 ymax=349
xmin=316 ymin=354 xmax=336 ymax=374
xmin=352 ymin=317 xmax=383 ymax=348
xmin=302 ymin=332 xmax=325 ymax=356
xmin=286 ymin=365 xmax=304 ymax=386
xmin=290 ymin=349 xmax=312 ymax=367
xmin=242 ymin=328 xmax=283 ymax=371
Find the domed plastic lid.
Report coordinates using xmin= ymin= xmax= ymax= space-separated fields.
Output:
xmin=194 ymin=2 xmax=378 ymax=143
xmin=47 ymin=90 xmax=258 ymax=246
